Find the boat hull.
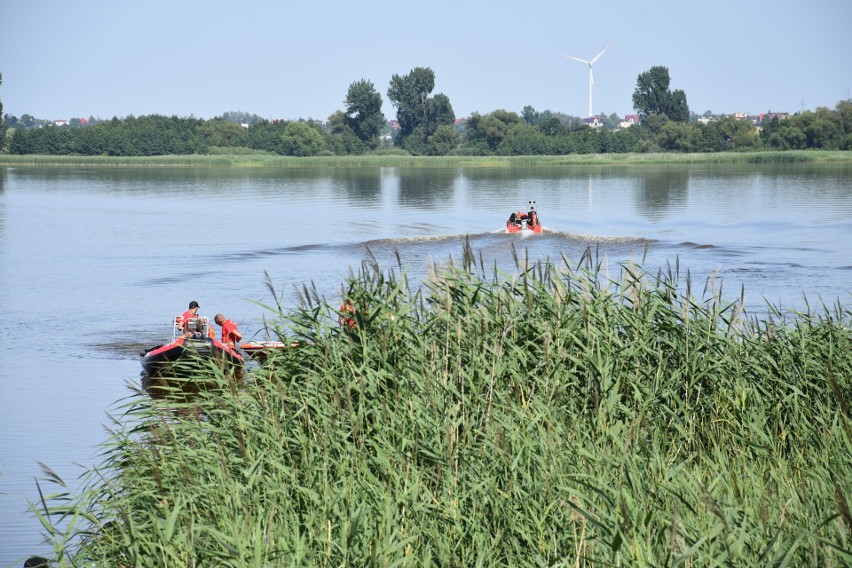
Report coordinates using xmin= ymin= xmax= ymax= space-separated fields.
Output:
xmin=506 ymin=222 xmax=542 ymax=234
xmin=141 ymin=337 xmax=244 ymax=376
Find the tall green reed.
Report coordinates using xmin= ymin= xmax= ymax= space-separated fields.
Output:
xmin=34 ymin=242 xmax=851 ymax=566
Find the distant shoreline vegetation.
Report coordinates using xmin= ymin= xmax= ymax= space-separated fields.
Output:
xmin=1 ymin=150 xmax=851 ymax=168
xmin=1 ymin=96 xmax=850 ymax=159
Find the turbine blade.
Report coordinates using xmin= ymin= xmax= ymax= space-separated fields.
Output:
xmin=564 ymin=54 xmax=590 ymax=64
xmin=590 ymin=44 xmax=611 ymax=65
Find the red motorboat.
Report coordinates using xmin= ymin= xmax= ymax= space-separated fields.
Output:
xmin=506 ymin=201 xmax=542 ymax=233
xmin=141 ymin=316 xmax=244 ymax=376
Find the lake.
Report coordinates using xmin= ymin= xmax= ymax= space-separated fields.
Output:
xmin=1 ymin=162 xmax=850 ymax=565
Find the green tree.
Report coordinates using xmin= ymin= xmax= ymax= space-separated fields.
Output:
xmin=387 ymin=67 xmax=455 ymax=153
xmin=326 ymin=110 xmax=367 ymax=155
xmin=655 ymin=121 xmax=698 ymax=151
xmin=245 ymin=120 xmax=284 ymax=154
xmin=717 ymin=116 xmax=759 ymax=150
xmin=632 ymin=66 xmax=690 ymax=122
xmin=426 ymin=124 xmax=460 ymax=155
xmin=245 ymin=120 xmax=329 ymax=156
xmin=538 ymin=115 xmax=567 ymax=137
xmin=19 ymin=114 xmax=37 ymax=128
xmin=496 ymin=122 xmax=549 ymax=155
xmin=280 ymin=121 xmax=329 ymax=156
xmin=195 ymin=119 xmax=249 ymax=149
xmin=668 ymin=90 xmax=689 ymax=123
xmin=768 ymin=121 xmax=807 ymax=149
xmin=837 ymin=99 xmax=852 ymax=150
xmin=760 ymin=105 xmax=851 ymax=150
xmin=608 ymin=123 xmax=642 ymax=152
xmin=602 ymin=112 xmax=621 ymax=129
xmin=523 ymin=107 xmax=575 ymax=131
xmin=218 ymin=111 xmax=264 ymax=126
xmin=387 ymin=67 xmax=433 ymax=140
xmin=344 ymin=79 xmax=385 ymax=150
xmin=804 ymin=107 xmax=844 ymax=149
xmin=462 ymin=109 xmax=522 ymax=154
xmin=696 ymin=121 xmax=729 ymax=152
xmin=428 ymin=93 xmax=455 ymax=135
xmin=521 ymin=105 xmax=540 ymax=125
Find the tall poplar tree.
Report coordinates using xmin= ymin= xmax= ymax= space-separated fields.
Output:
xmin=344 ymin=79 xmax=385 ymax=150
xmin=387 ymin=67 xmax=455 ymax=153
xmin=632 ymin=66 xmax=690 ymax=123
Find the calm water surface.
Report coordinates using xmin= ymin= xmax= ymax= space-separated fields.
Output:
xmin=1 ymin=163 xmax=850 ymax=565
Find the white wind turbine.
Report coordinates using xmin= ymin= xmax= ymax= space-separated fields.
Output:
xmin=564 ymin=44 xmax=611 ymax=118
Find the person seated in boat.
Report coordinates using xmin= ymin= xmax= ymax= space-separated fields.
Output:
xmin=528 ymin=209 xmax=539 ymax=228
xmin=214 ymin=313 xmax=242 ymax=349
xmin=508 ymin=210 xmax=525 ymax=227
xmin=181 ymin=300 xmax=201 ymax=333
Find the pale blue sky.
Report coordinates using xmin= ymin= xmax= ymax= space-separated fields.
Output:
xmin=2 ymin=0 xmax=850 ymax=122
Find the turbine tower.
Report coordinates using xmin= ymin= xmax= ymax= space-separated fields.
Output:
xmin=564 ymin=44 xmax=611 ymax=118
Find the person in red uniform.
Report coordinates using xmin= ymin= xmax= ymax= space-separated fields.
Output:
xmin=528 ymin=209 xmax=539 ymax=228
xmin=214 ymin=313 xmax=242 ymax=348
xmin=338 ymin=298 xmax=357 ymax=330
xmin=180 ymin=300 xmax=201 ymax=337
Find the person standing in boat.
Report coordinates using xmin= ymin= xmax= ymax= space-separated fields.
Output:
xmin=214 ymin=313 xmax=242 ymax=349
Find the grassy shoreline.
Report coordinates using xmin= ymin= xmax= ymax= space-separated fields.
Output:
xmin=2 ymin=150 xmax=852 ymax=168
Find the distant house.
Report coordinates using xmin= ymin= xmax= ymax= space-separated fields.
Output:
xmin=583 ymin=115 xmax=603 ymax=129
xmin=53 ymin=119 xmax=69 ymax=127
xmin=734 ymin=112 xmax=749 ymax=121
xmin=758 ymin=112 xmax=789 ymax=123
xmin=390 ymin=120 xmax=400 ymax=129
xmin=618 ymin=114 xmax=639 ymax=129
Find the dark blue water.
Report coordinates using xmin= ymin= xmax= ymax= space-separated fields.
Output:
xmin=1 ymin=163 xmax=850 ymax=565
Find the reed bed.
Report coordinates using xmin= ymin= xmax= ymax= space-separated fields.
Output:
xmin=35 ymin=245 xmax=851 ymax=566
xmin=2 ymin=150 xmax=851 ymax=168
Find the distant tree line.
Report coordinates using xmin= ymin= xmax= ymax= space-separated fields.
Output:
xmin=0 ymin=73 xmax=5 ymax=146
xmin=2 ymin=67 xmax=851 ymax=156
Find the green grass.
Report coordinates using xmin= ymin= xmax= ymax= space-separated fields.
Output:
xmin=2 ymin=150 xmax=852 ymax=168
xmin=33 ymin=245 xmax=852 ymax=566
